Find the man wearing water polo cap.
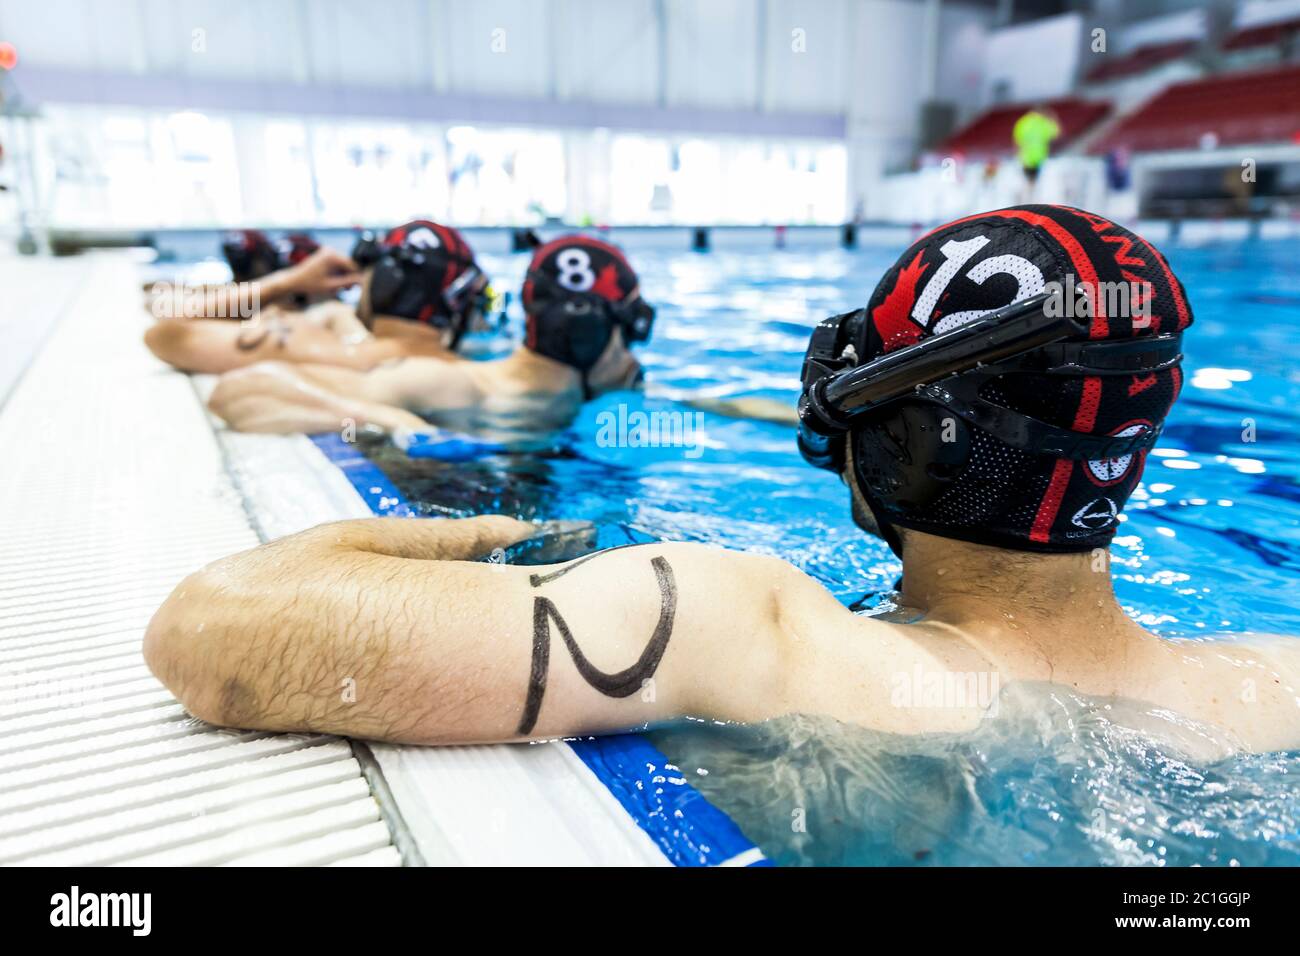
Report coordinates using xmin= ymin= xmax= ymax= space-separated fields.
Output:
xmin=205 ymin=233 xmax=654 ymax=434
xmin=146 ymin=207 xmax=1300 ymax=755
xmin=145 ymin=229 xmax=359 ymax=318
xmin=145 ymin=221 xmax=495 ymax=374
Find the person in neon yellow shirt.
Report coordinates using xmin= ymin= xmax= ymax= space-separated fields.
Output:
xmin=1013 ymin=106 xmax=1060 ymax=188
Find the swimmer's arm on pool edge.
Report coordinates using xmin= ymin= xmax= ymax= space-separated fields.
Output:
xmin=143 ymin=518 xmax=824 ymax=744
xmin=145 ymin=314 xmax=400 ymax=375
xmin=207 ymin=358 xmax=474 ymax=433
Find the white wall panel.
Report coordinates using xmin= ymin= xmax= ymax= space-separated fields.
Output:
xmin=0 ymin=0 xmax=1005 ymax=211
xmin=764 ymin=0 xmax=850 ymax=113
xmin=137 ymin=0 xmax=193 ymax=76
xmin=0 ymin=0 xmax=101 ymax=69
xmin=326 ymin=0 xmax=428 ymax=89
xmin=847 ymin=0 xmax=925 ymax=130
xmin=0 ymin=0 xmax=960 ymax=119
xmin=936 ymin=3 xmax=992 ymax=121
xmin=167 ymin=0 xmax=265 ymax=79
xmin=436 ymin=0 xmax=551 ymax=98
xmin=552 ymin=0 xmax=659 ymax=104
xmin=981 ymin=12 xmax=1085 ymax=103
xmin=664 ymin=0 xmax=759 ymax=110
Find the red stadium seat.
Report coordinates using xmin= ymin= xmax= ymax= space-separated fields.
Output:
xmin=1223 ymin=16 xmax=1300 ymax=51
xmin=1083 ymin=39 xmax=1199 ymax=84
xmin=1090 ymin=64 xmax=1300 ymax=154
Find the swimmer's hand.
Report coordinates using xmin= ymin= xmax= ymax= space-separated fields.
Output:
xmin=275 ymin=247 xmax=363 ymax=298
xmin=680 ymin=394 xmax=800 ymax=426
xmin=502 ymin=520 xmax=599 ymax=565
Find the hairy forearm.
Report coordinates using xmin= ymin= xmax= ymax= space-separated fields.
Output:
xmin=145 ymin=518 xmax=541 ymax=738
xmin=310 ymin=515 xmax=540 ymax=560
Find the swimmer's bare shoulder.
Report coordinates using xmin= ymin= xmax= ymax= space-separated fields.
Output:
xmin=774 ymin=594 xmax=1300 ymax=747
xmin=1158 ymin=634 xmax=1300 ymax=751
xmin=360 ymin=354 xmax=478 ymax=411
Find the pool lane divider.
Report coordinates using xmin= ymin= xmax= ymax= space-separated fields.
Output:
xmin=308 ymin=431 xmax=769 ymax=867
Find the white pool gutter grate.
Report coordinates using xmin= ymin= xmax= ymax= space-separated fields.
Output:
xmin=0 ymin=254 xmax=402 ymax=867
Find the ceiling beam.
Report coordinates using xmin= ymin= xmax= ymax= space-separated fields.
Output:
xmin=16 ymin=64 xmax=846 ymax=138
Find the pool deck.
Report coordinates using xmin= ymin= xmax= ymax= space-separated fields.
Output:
xmin=0 ymin=254 xmax=398 ymax=866
xmin=0 ymin=252 xmax=673 ymax=866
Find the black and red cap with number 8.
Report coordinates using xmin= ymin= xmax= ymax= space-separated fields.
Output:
xmin=522 ymin=235 xmax=641 ymax=312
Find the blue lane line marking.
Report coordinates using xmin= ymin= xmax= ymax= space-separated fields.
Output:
xmin=567 ymin=734 xmax=762 ymax=867
xmin=307 ymin=430 xmax=768 ymax=867
xmin=310 ymin=432 xmax=415 ymax=517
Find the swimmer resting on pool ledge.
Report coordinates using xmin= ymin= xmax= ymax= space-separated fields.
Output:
xmin=145 ymin=222 xmax=495 ymax=375
xmin=145 ymin=230 xmax=357 ymax=321
xmin=145 ymin=208 xmax=1300 ymax=755
xmin=205 ymin=235 xmax=659 ymax=435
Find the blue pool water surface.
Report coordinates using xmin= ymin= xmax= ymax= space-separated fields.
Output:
xmin=184 ymin=229 xmax=1300 ymax=865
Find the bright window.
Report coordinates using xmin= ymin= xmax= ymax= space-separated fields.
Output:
xmin=30 ymin=108 xmax=847 ymax=229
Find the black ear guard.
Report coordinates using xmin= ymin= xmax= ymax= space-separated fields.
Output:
xmin=623 ymin=298 xmax=656 ymax=343
xmin=798 ymin=291 xmax=1184 ymax=511
xmin=352 ymin=231 xmax=490 ymax=347
xmin=350 ymin=232 xmax=385 ymax=268
xmin=525 ymin=268 xmax=655 ymax=346
xmin=530 ymin=295 xmax=618 ymax=372
xmin=221 ymin=232 xmax=281 ymax=283
xmin=523 ymin=270 xmax=655 ymax=398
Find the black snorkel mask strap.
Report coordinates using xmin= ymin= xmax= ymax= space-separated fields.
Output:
xmin=912 ymin=331 xmax=1183 ymax=460
xmin=797 ymin=289 xmax=1184 ymax=501
xmin=441 ymin=263 xmax=492 ymax=348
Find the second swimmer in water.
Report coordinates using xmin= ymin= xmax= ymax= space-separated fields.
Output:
xmin=145 ymin=222 xmax=497 ymax=375
xmin=205 ymin=234 xmax=655 ymax=435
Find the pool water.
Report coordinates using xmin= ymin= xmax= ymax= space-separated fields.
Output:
xmin=209 ymin=231 xmax=1300 ymax=865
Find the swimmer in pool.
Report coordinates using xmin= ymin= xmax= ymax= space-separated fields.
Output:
xmin=144 ymin=222 xmax=494 ymax=374
xmin=205 ymin=234 xmax=654 ymax=435
xmin=144 ymin=230 xmax=355 ymax=319
xmin=145 ymin=207 xmax=1300 ymax=756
